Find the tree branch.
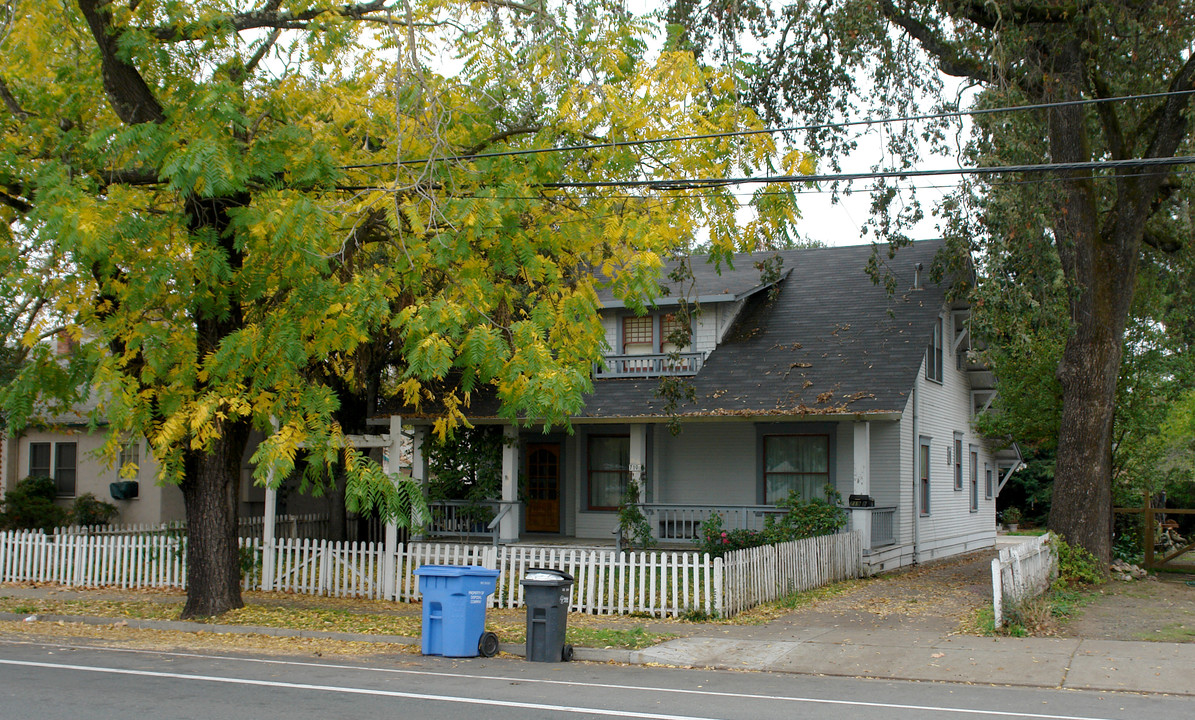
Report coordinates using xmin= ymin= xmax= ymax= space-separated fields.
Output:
xmin=957 ymin=1 xmax=1083 ymax=30
xmin=459 ymin=125 xmax=542 ymax=158
xmin=0 ymin=77 xmax=32 ymax=119
xmin=878 ymin=0 xmax=994 ymax=81
xmin=0 ymin=187 xmax=32 ymax=213
xmin=145 ymin=0 xmax=388 ymax=41
xmin=77 ymin=0 xmax=165 ymax=125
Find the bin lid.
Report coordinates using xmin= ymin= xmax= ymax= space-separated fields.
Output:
xmin=414 ymin=564 xmax=500 ymax=578
xmin=522 ymin=567 xmax=574 ymax=583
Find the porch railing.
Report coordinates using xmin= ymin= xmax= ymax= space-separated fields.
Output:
xmin=595 ymin=352 xmax=705 ymax=378
xmin=636 ymin=503 xmax=789 ymax=542
xmin=869 ymin=506 xmax=897 ymax=547
xmin=425 ymin=500 xmax=520 ymax=543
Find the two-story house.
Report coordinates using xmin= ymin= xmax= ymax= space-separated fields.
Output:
xmin=401 ymin=240 xmax=1020 ymax=572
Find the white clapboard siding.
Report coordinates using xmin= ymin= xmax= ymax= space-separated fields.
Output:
xmin=990 ymin=534 xmax=1057 ymax=628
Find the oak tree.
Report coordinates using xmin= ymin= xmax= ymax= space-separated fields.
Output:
xmin=668 ymin=0 xmax=1195 ymax=563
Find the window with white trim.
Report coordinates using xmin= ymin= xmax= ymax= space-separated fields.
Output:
xmin=919 ymin=438 xmax=931 ymax=516
xmin=29 ymin=441 xmax=78 ymax=497
xmin=587 ymin=435 xmax=629 ymax=511
xmin=763 ymin=434 xmax=830 ymax=503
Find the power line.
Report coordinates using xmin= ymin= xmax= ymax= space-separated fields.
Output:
xmin=335 ymin=155 xmax=1195 ymax=193
xmin=341 ymin=89 xmax=1195 ymax=170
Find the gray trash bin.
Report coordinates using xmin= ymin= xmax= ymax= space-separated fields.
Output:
xmin=521 ymin=568 xmax=574 ymax=662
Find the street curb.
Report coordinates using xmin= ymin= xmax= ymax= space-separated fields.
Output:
xmin=2 ymin=611 xmax=646 ymax=663
xmin=0 ymin=611 xmax=417 ymax=646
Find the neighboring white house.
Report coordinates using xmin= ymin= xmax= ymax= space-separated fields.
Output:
xmin=397 ymin=240 xmax=1021 ymax=572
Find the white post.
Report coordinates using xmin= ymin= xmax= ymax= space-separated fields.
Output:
xmin=850 ymin=421 xmax=872 ymax=552
xmin=499 ymin=424 xmax=519 ymax=544
xmin=410 ymin=425 xmax=427 ymax=542
xmin=262 ymin=474 xmax=277 ymax=592
xmin=382 ymin=415 xmax=401 ymax=601
xmin=629 ymin=423 xmax=647 ymax=501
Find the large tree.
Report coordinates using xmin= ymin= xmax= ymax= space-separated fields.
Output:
xmin=0 ymin=0 xmax=800 ymax=615
xmin=668 ymin=0 xmax=1195 ymax=563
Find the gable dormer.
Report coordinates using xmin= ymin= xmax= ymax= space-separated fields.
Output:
xmin=593 ymin=257 xmax=792 ymax=379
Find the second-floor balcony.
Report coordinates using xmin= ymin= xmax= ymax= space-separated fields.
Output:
xmin=595 ymin=351 xmax=705 ymax=379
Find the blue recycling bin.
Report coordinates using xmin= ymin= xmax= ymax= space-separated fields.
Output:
xmin=414 ymin=564 xmax=502 ymax=657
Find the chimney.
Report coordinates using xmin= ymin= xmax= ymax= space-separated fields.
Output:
xmin=913 ymin=262 xmax=924 ymax=290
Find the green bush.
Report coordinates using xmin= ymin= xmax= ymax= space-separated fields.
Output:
xmin=70 ymin=493 xmax=119 ymax=527
xmin=1053 ymin=533 xmax=1106 ymax=587
xmin=696 ymin=487 xmax=848 ymax=558
xmin=0 ymin=476 xmax=68 ymax=532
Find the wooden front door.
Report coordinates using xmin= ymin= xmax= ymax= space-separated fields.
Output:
xmin=525 ymin=443 xmax=561 ymax=533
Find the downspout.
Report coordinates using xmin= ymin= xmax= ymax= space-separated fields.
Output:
xmin=911 ymin=382 xmax=920 ymax=565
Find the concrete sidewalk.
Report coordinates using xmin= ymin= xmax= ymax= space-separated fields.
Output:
xmin=3 ymin=603 xmax=1192 ymax=697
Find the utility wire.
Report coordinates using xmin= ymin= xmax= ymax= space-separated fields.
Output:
xmin=336 ymin=155 xmax=1195 ymax=193
xmin=341 ymin=89 xmax=1195 ymax=170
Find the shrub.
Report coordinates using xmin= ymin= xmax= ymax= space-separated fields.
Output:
xmin=696 ymin=486 xmax=848 ymax=558
xmin=70 ymin=493 xmax=119 ymax=527
xmin=617 ymin=478 xmax=655 ymax=551
xmin=0 ymin=476 xmax=68 ymax=532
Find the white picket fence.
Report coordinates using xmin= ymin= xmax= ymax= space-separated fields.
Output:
xmin=2 ymin=529 xmax=863 ymax=618
xmin=55 ymin=514 xmax=330 ymax=540
xmin=991 ymin=533 xmax=1058 ymax=628
xmin=721 ymin=531 xmax=863 ymax=615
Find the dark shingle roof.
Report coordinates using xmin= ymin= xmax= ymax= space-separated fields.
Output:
xmin=580 ymin=240 xmax=947 ymax=419
xmin=389 ymin=240 xmax=948 ymax=423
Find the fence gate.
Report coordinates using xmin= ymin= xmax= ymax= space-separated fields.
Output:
xmin=1116 ymin=505 xmax=1195 ymax=572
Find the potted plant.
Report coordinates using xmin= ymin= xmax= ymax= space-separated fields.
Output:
xmin=1001 ymin=507 xmax=1023 ymax=531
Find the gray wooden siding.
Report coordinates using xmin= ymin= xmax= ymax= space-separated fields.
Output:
xmin=907 ymin=308 xmax=998 ymax=563
xmin=654 ymin=423 xmax=757 ymax=505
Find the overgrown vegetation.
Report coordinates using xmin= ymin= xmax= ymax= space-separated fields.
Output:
xmin=617 ymin=478 xmax=656 ymax=551
xmin=995 ymin=534 xmax=1107 ymax=636
xmin=0 ymin=477 xmax=118 ymax=532
xmin=423 ymin=427 xmax=504 ymax=527
xmin=696 ymin=487 xmax=847 ymax=558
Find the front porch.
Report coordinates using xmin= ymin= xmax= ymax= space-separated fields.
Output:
xmin=423 ymin=499 xmax=898 ymax=555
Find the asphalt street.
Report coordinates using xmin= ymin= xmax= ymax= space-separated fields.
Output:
xmin=0 ymin=638 xmax=1187 ymax=720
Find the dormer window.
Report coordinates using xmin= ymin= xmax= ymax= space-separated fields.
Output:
xmin=620 ymin=313 xmax=690 ymax=355
xmin=622 ymin=316 xmax=654 ymax=355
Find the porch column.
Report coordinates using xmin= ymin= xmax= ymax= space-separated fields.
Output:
xmin=629 ymin=424 xmax=647 ymax=502
xmin=261 ymin=468 xmax=277 ymax=591
xmin=851 ymin=421 xmax=872 ymax=552
xmin=499 ymin=424 xmax=520 ymax=543
xmin=383 ymin=415 xmax=402 ymax=600
xmin=410 ymin=425 xmax=428 ymax=542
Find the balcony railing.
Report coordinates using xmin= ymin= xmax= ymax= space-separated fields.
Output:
xmin=595 ymin=352 xmax=705 ymax=379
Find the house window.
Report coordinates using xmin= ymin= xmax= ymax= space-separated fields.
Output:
xmin=953 ymin=433 xmax=963 ymax=491
xmin=622 ymin=316 xmax=654 ymax=355
xmin=985 ymin=463 xmax=993 ymax=499
xmin=926 ymin=316 xmax=943 ymax=382
xmin=588 ymin=435 xmax=629 ymax=510
xmin=29 ymin=442 xmax=51 ymax=478
xmin=55 ymin=443 xmax=77 ymax=497
xmin=28 ymin=441 xmax=77 ymax=497
xmin=763 ymin=435 xmax=829 ymax=503
xmin=118 ymin=441 xmax=140 ymax=479
xmin=919 ymin=438 xmax=931 ymax=516
xmin=660 ymin=313 xmax=690 ymax=353
xmin=969 ymin=446 xmax=979 ymax=512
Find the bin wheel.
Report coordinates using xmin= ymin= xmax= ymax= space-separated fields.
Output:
xmin=561 ymin=644 xmax=574 ymax=662
xmin=478 ymin=631 xmax=500 ymax=658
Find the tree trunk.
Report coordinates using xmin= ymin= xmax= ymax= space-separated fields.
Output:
xmin=1043 ymin=39 xmax=1140 ymax=566
xmin=181 ymin=419 xmax=250 ymax=618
